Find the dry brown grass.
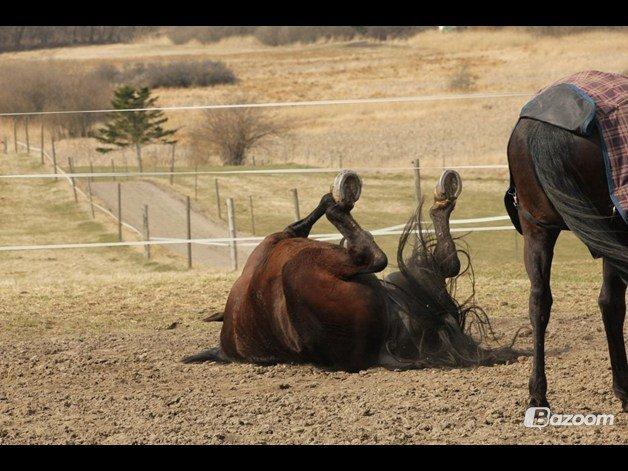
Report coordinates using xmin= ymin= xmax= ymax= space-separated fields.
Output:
xmin=3 ymin=28 xmax=624 ymax=169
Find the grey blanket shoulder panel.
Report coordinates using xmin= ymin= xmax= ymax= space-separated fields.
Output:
xmin=519 ymin=83 xmax=596 ymax=134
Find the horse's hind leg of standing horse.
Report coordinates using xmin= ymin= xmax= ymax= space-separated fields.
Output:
xmin=599 ymin=259 xmax=628 ymax=411
xmin=522 ymin=218 xmax=560 ymax=408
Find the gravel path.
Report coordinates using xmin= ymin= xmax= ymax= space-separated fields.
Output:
xmin=88 ymin=180 xmax=253 ymax=269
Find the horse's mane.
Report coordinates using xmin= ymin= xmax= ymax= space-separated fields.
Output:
xmin=384 ymin=201 xmax=513 ymax=367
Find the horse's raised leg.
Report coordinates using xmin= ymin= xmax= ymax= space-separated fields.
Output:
xmin=429 ymin=170 xmax=462 ymax=278
xmin=285 ymin=193 xmax=335 ymax=238
xmin=523 ymin=220 xmax=560 ymax=408
xmin=325 ymin=202 xmax=388 ymax=275
xmin=599 ymin=259 xmax=628 ymax=412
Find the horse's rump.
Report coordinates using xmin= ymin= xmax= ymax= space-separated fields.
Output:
xmin=519 ymin=70 xmax=628 ymax=223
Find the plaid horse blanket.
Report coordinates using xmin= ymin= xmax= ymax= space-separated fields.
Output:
xmin=522 ymin=70 xmax=628 ymax=223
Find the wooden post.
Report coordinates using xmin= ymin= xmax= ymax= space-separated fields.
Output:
xmin=143 ymin=204 xmax=150 ymax=260
xmin=68 ymin=157 xmax=78 ymax=203
xmin=249 ymin=195 xmax=256 ymax=235
xmin=111 ymin=158 xmax=116 ymax=182
xmin=123 ymin=151 xmax=129 ymax=173
xmin=2 ymin=136 xmax=6 ymax=154
xmin=291 ymin=188 xmax=300 ymax=222
xmin=226 ymin=197 xmax=237 ymax=271
xmin=214 ymin=178 xmax=222 ymax=220
xmin=186 ymin=195 xmax=192 ymax=269
xmin=13 ymin=118 xmax=18 ymax=153
xmin=24 ymin=117 xmax=30 ymax=154
xmin=51 ymin=136 xmax=58 ymax=180
xmin=251 ymin=155 xmax=256 ymax=167
xmin=87 ymin=179 xmax=95 ymax=219
xmin=194 ymin=164 xmax=199 ymax=200
xmin=89 ymin=160 xmax=94 ymax=184
xmin=40 ymin=121 xmax=44 ymax=165
xmin=413 ymin=158 xmax=422 ymax=205
xmin=169 ymin=143 xmax=175 ymax=185
xmin=117 ymin=183 xmax=122 ymax=242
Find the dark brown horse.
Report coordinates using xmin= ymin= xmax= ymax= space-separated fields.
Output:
xmin=508 ymin=118 xmax=628 ymax=411
xmin=184 ymin=171 xmax=495 ymax=372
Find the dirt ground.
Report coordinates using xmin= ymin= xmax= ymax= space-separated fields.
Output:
xmin=1 ymin=276 xmax=626 ymax=445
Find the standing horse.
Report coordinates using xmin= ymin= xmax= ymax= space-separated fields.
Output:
xmin=184 ymin=171 xmax=497 ymax=371
xmin=506 ymin=71 xmax=628 ymax=411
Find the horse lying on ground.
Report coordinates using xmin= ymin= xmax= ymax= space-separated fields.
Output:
xmin=184 ymin=171 xmax=507 ymax=371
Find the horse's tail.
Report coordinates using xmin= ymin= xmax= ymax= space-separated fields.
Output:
xmin=525 ymin=119 xmax=628 ymax=280
xmin=391 ymin=204 xmax=500 ymax=367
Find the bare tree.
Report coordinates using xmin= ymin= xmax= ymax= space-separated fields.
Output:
xmin=193 ymin=99 xmax=288 ymax=165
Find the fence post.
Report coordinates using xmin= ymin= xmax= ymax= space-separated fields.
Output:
xmin=117 ymin=183 xmax=122 ymax=242
xmin=87 ymin=179 xmax=95 ymax=219
xmin=186 ymin=195 xmax=192 ymax=269
xmin=13 ymin=118 xmax=18 ymax=153
xmin=143 ymin=204 xmax=150 ymax=260
xmin=214 ymin=178 xmax=222 ymax=219
xmin=194 ymin=164 xmax=198 ymax=200
xmin=111 ymin=158 xmax=116 ymax=182
xmin=89 ymin=160 xmax=94 ymax=184
xmin=40 ymin=121 xmax=44 ymax=165
xmin=413 ymin=158 xmax=422 ymax=205
xmin=68 ymin=157 xmax=78 ymax=203
xmin=252 ymin=155 xmax=256 ymax=167
xmin=291 ymin=188 xmax=300 ymax=222
xmin=24 ymin=117 xmax=30 ymax=154
xmin=249 ymin=195 xmax=256 ymax=235
xmin=226 ymin=197 xmax=237 ymax=271
xmin=51 ymin=136 xmax=58 ymax=181
xmin=169 ymin=143 xmax=175 ymax=185
xmin=2 ymin=136 xmax=6 ymax=154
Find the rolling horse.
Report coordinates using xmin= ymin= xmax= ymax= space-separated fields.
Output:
xmin=184 ymin=170 xmax=499 ymax=371
xmin=505 ymin=71 xmax=628 ymax=411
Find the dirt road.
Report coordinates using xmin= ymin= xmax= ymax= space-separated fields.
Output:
xmin=88 ymin=180 xmax=253 ymax=269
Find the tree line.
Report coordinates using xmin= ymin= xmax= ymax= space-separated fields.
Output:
xmin=0 ymin=27 xmax=158 ymax=52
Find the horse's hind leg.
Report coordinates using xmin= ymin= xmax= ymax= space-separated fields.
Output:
xmin=284 ymin=193 xmax=335 ymax=238
xmin=429 ymin=171 xmax=462 ymax=278
xmin=599 ymin=259 xmax=628 ymax=411
xmin=523 ymin=220 xmax=560 ymax=408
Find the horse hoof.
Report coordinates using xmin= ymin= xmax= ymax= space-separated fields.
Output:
xmin=331 ymin=170 xmax=362 ymax=206
xmin=435 ymin=169 xmax=462 ymax=202
xmin=528 ymin=397 xmax=550 ymax=409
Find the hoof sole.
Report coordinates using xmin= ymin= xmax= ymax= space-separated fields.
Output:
xmin=435 ymin=170 xmax=462 ymax=201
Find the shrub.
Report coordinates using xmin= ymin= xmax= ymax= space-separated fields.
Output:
xmin=0 ymin=60 xmax=112 ymax=137
xmin=165 ymin=26 xmax=256 ymax=45
xmin=448 ymin=64 xmax=478 ymax=92
xmin=191 ymin=97 xmax=289 ymax=165
xmin=95 ymin=60 xmax=237 ymax=89
xmin=254 ymin=26 xmax=356 ymax=46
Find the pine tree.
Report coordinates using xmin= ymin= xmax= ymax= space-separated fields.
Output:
xmin=94 ymin=85 xmax=177 ymax=172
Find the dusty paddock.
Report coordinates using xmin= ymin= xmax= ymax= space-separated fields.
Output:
xmin=0 ymin=271 xmax=626 ymax=445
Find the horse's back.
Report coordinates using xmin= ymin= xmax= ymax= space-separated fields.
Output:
xmin=220 ymin=232 xmax=386 ymax=370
